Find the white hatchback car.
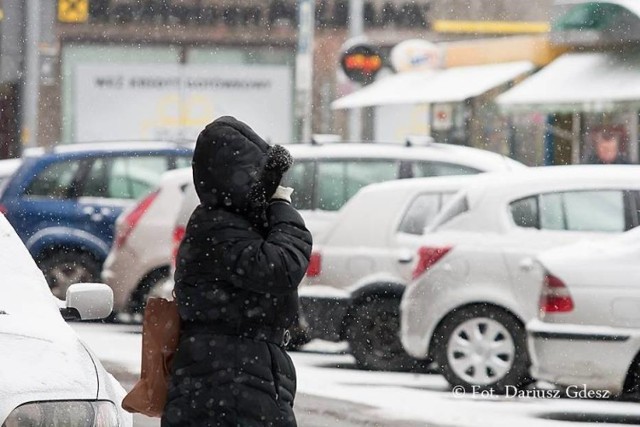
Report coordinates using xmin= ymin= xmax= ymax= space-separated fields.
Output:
xmin=102 ymin=168 xmax=191 ymax=314
xmin=0 ymin=214 xmax=131 ymax=426
xmin=527 ymin=226 xmax=640 ymax=397
xmin=299 ymin=176 xmax=475 ymax=370
xmin=401 ymin=165 xmax=640 ymax=392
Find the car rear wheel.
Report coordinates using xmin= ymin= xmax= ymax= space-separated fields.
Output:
xmin=345 ymin=297 xmax=420 ymax=371
xmin=622 ymin=353 xmax=640 ymax=400
xmin=127 ymin=269 xmax=170 ymax=315
xmin=39 ymin=251 xmax=101 ymax=299
xmin=435 ymin=305 xmax=530 ymax=393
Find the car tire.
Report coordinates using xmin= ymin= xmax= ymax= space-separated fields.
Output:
xmin=285 ymin=323 xmax=311 ymax=351
xmin=345 ymin=297 xmax=420 ymax=371
xmin=127 ymin=269 xmax=170 ymax=315
xmin=434 ymin=305 xmax=531 ymax=393
xmin=622 ymin=354 xmax=640 ymax=401
xmin=39 ymin=250 xmax=101 ymax=300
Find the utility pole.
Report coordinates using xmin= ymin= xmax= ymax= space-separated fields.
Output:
xmin=296 ymin=0 xmax=315 ymax=143
xmin=20 ymin=0 xmax=41 ymax=148
xmin=348 ymin=0 xmax=364 ymax=142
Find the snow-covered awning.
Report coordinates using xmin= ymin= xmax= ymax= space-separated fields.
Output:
xmin=331 ymin=61 xmax=535 ymax=110
xmin=497 ymin=52 xmax=640 ymax=113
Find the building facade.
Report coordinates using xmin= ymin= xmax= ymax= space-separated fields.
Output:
xmin=1 ymin=0 xmax=555 ymax=156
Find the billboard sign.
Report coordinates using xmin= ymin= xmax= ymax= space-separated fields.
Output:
xmin=74 ymin=64 xmax=292 ymax=143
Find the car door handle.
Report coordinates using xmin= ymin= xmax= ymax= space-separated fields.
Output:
xmin=398 ymin=252 xmax=414 ymax=264
xmin=519 ymin=257 xmax=534 ymax=271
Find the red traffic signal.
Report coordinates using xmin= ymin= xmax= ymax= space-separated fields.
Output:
xmin=340 ymin=44 xmax=383 ymax=85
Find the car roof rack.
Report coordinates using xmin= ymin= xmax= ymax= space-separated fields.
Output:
xmin=310 ymin=134 xmax=342 ymax=145
xmin=405 ymin=135 xmax=435 ymax=147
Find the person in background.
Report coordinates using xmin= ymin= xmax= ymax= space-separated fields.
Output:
xmin=162 ymin=116 xmax=312 ymax=426
xmin=588 ymin=129 xmax=629 ymax=165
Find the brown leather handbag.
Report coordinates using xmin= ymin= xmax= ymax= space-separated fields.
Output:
xmin=122 ymin=297 xmax=181 ymax=418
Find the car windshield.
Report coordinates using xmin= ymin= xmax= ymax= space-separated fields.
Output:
xmin=0 ymin=216 xmax=59 ymax=318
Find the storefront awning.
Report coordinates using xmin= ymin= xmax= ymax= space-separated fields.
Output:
xmin=497 ymin=52 xmax=640 ymax=113
xmin=331 ymin=61 xmax=534 ymax=110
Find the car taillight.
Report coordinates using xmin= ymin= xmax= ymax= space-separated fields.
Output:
xmin=539 ymin=273 xmax=574 ymax=313
xmin=412 ymin=246 xmax=452 ymax=280
xmin=171 ymin=225 xmax=186 ymax=266
xmin=306 ymin=251 xmax=322 ymax=277
xmin=114 ymin=190 xmax=159 ymax=249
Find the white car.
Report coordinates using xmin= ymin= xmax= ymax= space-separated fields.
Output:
xmin=527 ymin=226 xmax=640 ymax=397
xmin=102 ymin=168 xmax=191 ymax=314
xmin=299 ymin=175 xmax=475 ymax=370
xmin=400 ymin=165 xmax=640 ymax=392
xmin=0 ymin=214 xmax=131 ymax=426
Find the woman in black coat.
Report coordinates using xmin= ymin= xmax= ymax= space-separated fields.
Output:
xmin=162 ymin=116 xmax=312 ymax=427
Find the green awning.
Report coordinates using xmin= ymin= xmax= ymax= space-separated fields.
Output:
xmin=553 ymin=2 xmax=627 ymax=31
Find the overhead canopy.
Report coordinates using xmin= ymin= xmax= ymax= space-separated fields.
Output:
xmin=331 ymin=61 xmax=534 ymax=110
xmin=497 ymin=52 xmax=640 ymax=113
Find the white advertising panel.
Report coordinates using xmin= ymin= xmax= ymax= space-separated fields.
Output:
xmin=74 ymin=64 xmax=292 ymax=143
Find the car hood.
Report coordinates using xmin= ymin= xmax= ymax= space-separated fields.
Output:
xmin=0 ymin=314 xmax=98 ymax=424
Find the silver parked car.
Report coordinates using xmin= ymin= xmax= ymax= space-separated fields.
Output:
xmin=299 ymin=175 xmax=475 ymax=370
xmin=102 ymin=168 xmax=192 ymax=315
xmin=527 ymin=226 xmax=640 ymax=398
xmin=401 ymin=165 xmax=640 ymax=392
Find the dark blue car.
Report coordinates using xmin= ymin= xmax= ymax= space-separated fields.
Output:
xmin=0 ymin=142 xmax=193 ymax=297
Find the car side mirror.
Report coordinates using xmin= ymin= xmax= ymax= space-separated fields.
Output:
xmin=60 ymin=283 xmax=113 ymax=321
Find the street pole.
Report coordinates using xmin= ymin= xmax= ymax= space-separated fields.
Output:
xmin=296 ymin=0 xmax=315 ymax=143
xmin=21 ymin=0 xmax=40 ymax=148
xmin=348 ymin=0 xmax=363 ymax=142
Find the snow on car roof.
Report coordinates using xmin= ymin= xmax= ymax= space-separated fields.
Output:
xmin=283 ymin=142 xmax=523 ymax=171
xmin=465 ymin=165 xmax=640 ymax=202
xmin=22 ymin=140 xmax=193 ymax=157
xmin=0 ymin=215 xmax=60 ymax=319
xmin=0 ymin=158 xmax=22 ymax=178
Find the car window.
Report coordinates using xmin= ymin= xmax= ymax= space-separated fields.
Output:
xmin=539 ymin=193 xmax=564 ymax=230
xmin=512 ymin=190 xmax=626 ymax=232
xmin=25 ymin=160 xmax=82 ymax=199
xmin=118 ymin=156 xmax=168 ymax=199
xmin=82 ymin=158 xmax=109 ymax=198
xmin=412 ymin=161 xmax=480 ymax=177
xmin=83 ymin=156 xmax=168 ymax=199
xmin=510 ymin=196 xmax=539 ymax=228
xmin=562 ymin=190 xmax=625 ymax=232
xmin=398 ymin=192 xmax=454 ymax=235
xmin=175 ymin=155 xmax=192 ymax=169
xmin=317 ymin=160 xmax=398 ymax=211
xmin=429 ymin=191 xmax=469 ymax=231
xmin=281 ymin=161 xmax=314 ymax=210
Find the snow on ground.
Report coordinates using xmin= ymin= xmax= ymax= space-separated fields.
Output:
xmin=74 ymin=323 xmax=640 ymax=427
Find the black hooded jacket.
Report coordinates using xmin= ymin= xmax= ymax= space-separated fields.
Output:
xmin=163 ymin=117 xmax=312 ymax=426
xmin=174 ymin=116 xmax=312 ymax=333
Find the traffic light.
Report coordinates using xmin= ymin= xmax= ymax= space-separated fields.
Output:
xmin=58 ymin=0 xmax=88 ymax=23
